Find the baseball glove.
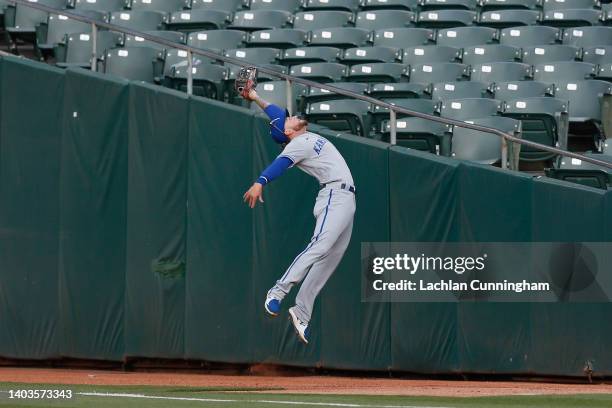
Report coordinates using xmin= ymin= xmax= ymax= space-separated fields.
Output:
xmin=235 ymin=66 xmax=258 ymax=99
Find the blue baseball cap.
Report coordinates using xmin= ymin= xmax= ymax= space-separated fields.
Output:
xmin=264 ymin=104 xmax=290 ymax=144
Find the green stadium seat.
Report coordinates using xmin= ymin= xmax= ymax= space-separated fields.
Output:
xmin=478 ymin=0 xmax=540 ymax=10
xmin=461 ymin=45 xmax=520 ymax=65
xmin=582 ymin=46 xmax=612 ymax=64
xmin=281 ymin=46 xmax=342 ymax=64
xmin=109 ymin=10 xmax=167 ymax=31
xmin=250 ymin=80 xmax=308 ymax=112
xmin=596 ymin=63 xmax=612 ymax=80
xmin=104 ymin=46 xmax=159 ymax=82
xmin=161 ymin=48 xmax=214 ymax=79
xmin=501 ymin=97 xmax=569 ymax=161
xmin=541 ymin=9 xmax=602 ymax=27
xmin=168 ymin=62 xmax=227 ymax=98
xmin=56 ymin=31 xmax=123 ymax=67
xmin=491 ymin=81 xmax=554 ymax=100
xmin=438 ymin=97 xmax=501 ymax=120
xmin=5 ymin=0 xmax=65 ymax=38
xmin=369 ymin=98 xmax=438 ymax=138
xmin=419 ymin=0 xmax=478 ymax=10
xmin=367 ymin=82 xmax=430 ymax=98
xmin=554 ymin=80 xmax=612 ymax=134
xmin=289 ymin=62 xmax=347 ymax=82
xmin=478 ymin=10 xmax=541 ymax=28
xmin=167 ymin=10 xmax=232 ymax=31
xmin=248 ymin=29 xmax=308 ymax=49
xmin=346 ymin=62 xmax=408 ymax=82
xmin=224 ymin=47 xmax=281 ymax=65
xmin=355 ymin=10 xmax=415 ymax=30
xmin=500 ymin=26 xmax=561 ymax=46
xmin=431 ymin=81 xmax=489 ymax=100
xmin=229 ymin=10 xmax=292 ymax=31
xmin=562 ymin=27 xmax=612 ymax=47
xmin=360 ymin=0 xmax=419 ymax=11
xmin=129 ymin=0 xmax=186 ymax=12
xmin=416 ymin=10 xmax=478 ymax=28
xmin=408 ymin=62 xmax=469 ymax=84
xmin=546 ymin=154 xmax=612 ymax=190
xmin=293 ymin=11 xmax=354 ymax=30
xmin=533 ymin=61 xmax=596 ymax=82
xmin=123 ymin=31 xmax=186 ymax=51
xmin=542 ymin=0 xmax=599 ymax=12
xmin=604 ymin=4 xmax=612 ymax=24
xmin=249 ymin=0 xmax=301 ymax=12
xmin=451 ymin=116 xmax=521 ymax=165
xmin=306 ymin=99 xmax=372 ymax=136
xmin=436 ymin=26 xmax=498 ymax=47
xmin=520 ymin=45 xmax=580 ymax=64
xmin=341 ymin=46 xmax=400 ymax=64
xmin=308 ymin=27 xmax=371 ymax=48
xmin=301 ymin=0 xmax=360 ymax=12
xmin=304 ymin=82 xmax=369 ymax=105
xmin=37 ymin=11 xmax=106 ymax=56
xmin=69 ymin=0 xmax=125 ymax=11
xmin=380 ymin=117 xmax=448 ymax=152
xmin=187 ymin=30 xmax=248 ymax=52
xmin=372 ymin=27 xmax=435 ymax=48
xmin=401 ymin=45 xmax=460 ymax=64
xmin=470 ymin=62 xmax=532 ymax=84
xmin=190 ymin=0 xmax=242 ymax=13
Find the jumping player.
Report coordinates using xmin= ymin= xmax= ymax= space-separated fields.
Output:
xmin=242 ymin=89 xmax=356 ymax=345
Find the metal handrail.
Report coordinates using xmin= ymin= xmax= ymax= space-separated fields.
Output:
xmin=8 ymin=0 xmax=612 ymax=171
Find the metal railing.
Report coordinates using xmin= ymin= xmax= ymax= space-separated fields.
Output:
xmin=8 ymin=0 xmax=612 ymax=171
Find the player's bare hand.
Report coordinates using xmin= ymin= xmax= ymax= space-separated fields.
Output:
xmin=247 ymin=89 xmax=258 ymax=101
xmin=243 ymin=183 xmax=264 ymax=208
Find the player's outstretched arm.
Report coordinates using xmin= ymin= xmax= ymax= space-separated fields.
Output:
xmin=246 ymin=89 xmax=269 ymax=110
xmin=243 ymin=156 xmax=293 ymax=208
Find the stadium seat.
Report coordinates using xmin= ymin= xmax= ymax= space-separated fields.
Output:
xmin=249 ymin=0 xmax=302 ymax=12
xmin=301 ymin=0 xmax=360 ymax=12
xmin=251 ymin=80 xmax=308 ymax=112
xmin=604 ymin=4 xmax=612 ymax=24
xmin=501 ymin=97 xmax=569 ymax=161
xmin=554 ymin=80 xmax=612 ymax=138
xmin=161 ymin=48 xmax=215 ymax=80
xmin=342 ymin=46 xmax=400 ymax=64
xmin=367 ymin=82 xmax=430 ymax=99
xmin=478 ymin=10 xmax=541 ymax=28
xmin=289 ymin=62 xmax=348 ymax=82
xmin=355 ymin=10 xmax=415 ymax=30
xmin=419 ymin=0 xmax=478 ymax=10
xmin=409 ymin=62 xmax=469 ymax=84
xmin=187 ymin=30 xmax=248 ymax=52
xmin=109 ymin=10 xmax=167 ymax=31
xmin=451 ymin=116 xmax=521 ymax=165
xmin=346 ymin=62 xmax=407 ymax=82
xmin=431 ymin=81 xmax=489 ymax=101
xmin=491 ymin=81 xmax=554 ymax=100
xmin=521 ymin=45 xmax=580 ymax=65
xmin=69 ymin=0 xmax=125 ymax=11
xmin=56 ymin=31 xmax=122 ymax=68
xmin=369 ymin=98 xmax=438 ymax=135
xmin=123 ymin=31 xmax=186 ymax=51
xmin=190 ymin=0 xmax=242 ymax=13
xmin=500 ymin=26 xmax=561 ymax=46
xmin=281 ymin=46 xmax=342 ymax=64
xmin=293 ymin=11 xmax=354 ymax=30
xmin=380 ymin=117 xmax=448 ymax=152
xmin=542 ymin=0 xmax=600 ymax=12
xmin=5 ymin=0 xmax=66 ymax=39
xmin=541 ymin=9 xmax=602 ymax=27
xmin=582 ymin=46 xmax=612 ymax=65
xmin=436 ymin=26 xmax=498 ymax=47
xmin=545 ymin=154 xmax=612 ymax=190
xmin=461 ymin=45 xmax=520 ymax=65
xmin=224 ymin=47 xmax=281 ymax=65
xmin=401 ymin=45 xmax=460 ymax=65
xmin=229 ymin=10 xmax=292 ymax=31
xmin=168 ymin=62 xmax=227 ymax=98
xmin=478 ymin=0 xmax=540 ymax=10
xmin=309 ymin=28 xmax=371 ymax=48
xmin=533 ymin=61 xmax=596 ymax=82
xmin=360 ymin=0 xmax=419 ymax=10
xmin=416 ymin=10 xmax=478 ymax=28
xmin=470 ymin=62 xmax=532 ymax=84
xmin=562 ymin=27 xmax=612 ymax=47
xmin=304 ymin=82 xmax=370 ymax=105
xmin=129 ymin=0 xmax=185 ymax=13
xmin=248 ymin=29 xmax=308 ymax=49
xmin=36 ymin=11 xmax=106 ymax=57
xmin=103 ymin=46 xmax=159 ymax=82
xmin=372 ymin=28 xmax=435 ymax=48
xmin=438 ymin=98 xmax=502 ymax=120
xmin=596 ymin=63 xmax=612 ymax=80
xmin=306 ymin=99 xmax=372 ymax=136
xmin=167 ymin=10 xmax=232 ymax=31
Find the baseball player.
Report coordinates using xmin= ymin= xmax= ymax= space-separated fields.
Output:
xmin=242 ymin=89 xmax=356 ymax=345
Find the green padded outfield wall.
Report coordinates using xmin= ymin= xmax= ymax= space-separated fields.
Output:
xmin=1 ymin=55 xmax=612 ymax=376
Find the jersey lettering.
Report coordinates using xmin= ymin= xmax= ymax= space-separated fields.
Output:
xmin=313 ymin=138 xmax=327 ymax=155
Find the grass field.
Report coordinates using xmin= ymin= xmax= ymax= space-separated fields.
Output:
xmin=1 ymin=383 xmax=611 ymax=408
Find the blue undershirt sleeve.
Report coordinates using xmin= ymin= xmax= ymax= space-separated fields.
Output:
xmin=256 ymin=156 xmax=294 ymax=186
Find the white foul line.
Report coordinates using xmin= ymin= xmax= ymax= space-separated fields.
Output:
xmin=78 ymin=392 xmax=454 ymax=408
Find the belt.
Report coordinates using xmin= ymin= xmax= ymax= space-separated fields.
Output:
xmin=320 ymin=181 xmax=356 ymax=194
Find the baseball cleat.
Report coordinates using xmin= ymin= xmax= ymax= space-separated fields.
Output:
xmin=288 ymin=307 xmax=310 ymax=344
xmin=264 ymin=296 xmax=281 ymax=317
